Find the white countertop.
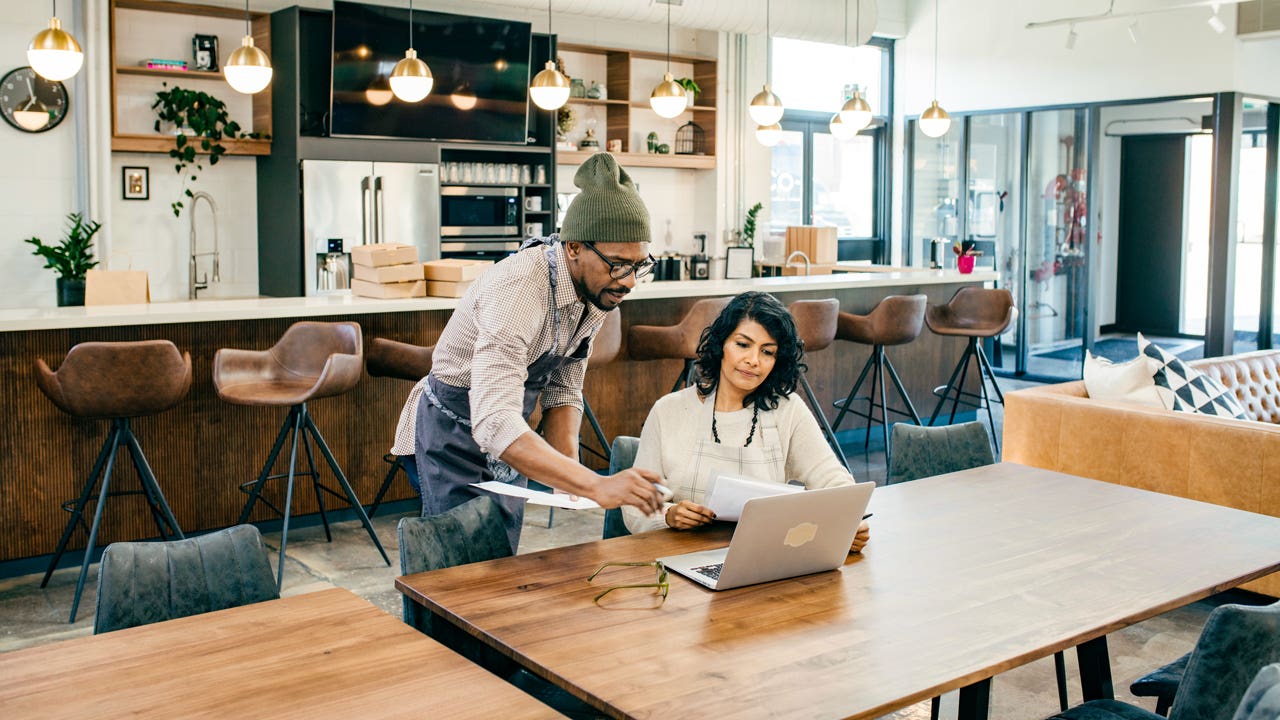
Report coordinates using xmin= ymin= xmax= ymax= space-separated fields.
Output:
xmin=0 ymin=270 xmax=995 ymax=332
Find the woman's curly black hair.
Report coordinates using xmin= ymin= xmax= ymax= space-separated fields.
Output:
xmin=693 ymin=291 xmax=807 ymax=411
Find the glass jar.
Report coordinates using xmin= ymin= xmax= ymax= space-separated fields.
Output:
xmin=570 ymin=78 xmax=586 ymax=98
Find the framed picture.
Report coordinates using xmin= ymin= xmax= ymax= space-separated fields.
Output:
xmin=725 ymin=246 xmax=754 ymax=279
xmin=193 ymin=34 xmax=219 ymax=72
xmin=122 ymin=166 xmax=149 ymax=200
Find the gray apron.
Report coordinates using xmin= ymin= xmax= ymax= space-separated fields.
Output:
xmin=683 ymin=388 xmax=786 ymax=504
xmin=415 ymin=241 xmax=589 ymax=553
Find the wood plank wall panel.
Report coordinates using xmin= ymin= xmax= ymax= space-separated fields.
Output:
xmin=2 ymin=282 xmax=980 ymax=563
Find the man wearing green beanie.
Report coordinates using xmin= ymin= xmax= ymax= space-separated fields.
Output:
xmin=392 ymin=153 xmax=664 ymax=552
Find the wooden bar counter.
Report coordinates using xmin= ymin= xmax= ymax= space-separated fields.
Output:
xmin=0 ymin=270 xmax=993 ymax=566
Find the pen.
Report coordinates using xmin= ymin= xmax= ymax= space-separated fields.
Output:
xmin=654 ymin=483 xmax=672 ymax=496
xmin=862 ymin=513 xmax=874 ymax=520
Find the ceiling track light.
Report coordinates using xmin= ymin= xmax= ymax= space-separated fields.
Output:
xmin=650 ymin=0 xmax=687 ymax=118
xmin=1127 ymin=20 xmax=1140 ymax=44
xmin=28 ymin=0 xmax=83 ymax=82
xmin=529 ymin=0 xmax=569 ymax=110
xmin=390 ymin=0 xmax=432 ymax=102
xmin=749 ymin=0 xmax=784 ymax=130
xmin=224 ymin=0 xmax=273 ymax=94
xmin=1027 ymin=0 xmax=1244 ymax=35
xmin=1065 ymin=24 xmax=1078 ymax=49
xmin=918 ymin=0 xmax=950 ymax=138
xmin=1207 ymin=5 xmax=1227 ymax=33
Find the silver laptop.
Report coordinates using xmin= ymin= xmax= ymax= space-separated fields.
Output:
xmin=659 ymin=483 xmax=874 ymax=591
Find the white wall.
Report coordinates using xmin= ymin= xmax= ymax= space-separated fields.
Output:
xmin=0 ymin=4 xmax=83 ymax=309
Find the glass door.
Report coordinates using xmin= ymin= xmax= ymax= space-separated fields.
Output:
xmin=966 ymin=113 xmax=1023 ymax=372
xmin=1024 ymin=108 xmax=1090 ymax=378
xmin=909 ymin=123 xmax=961 ymax=270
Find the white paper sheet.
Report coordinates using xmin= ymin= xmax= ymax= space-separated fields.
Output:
xmin=472 ymin=481 xmax=601 ymax=510
xmin=703 ymin=473 xmax=803 ymax=521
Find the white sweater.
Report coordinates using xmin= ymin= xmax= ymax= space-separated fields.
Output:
xmin=623 ymin=386 xmax=854 ymax=534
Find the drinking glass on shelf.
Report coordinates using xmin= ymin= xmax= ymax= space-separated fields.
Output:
xmin=535 ymin=165 xmax=547 ymax=184
xmin=460 ymin=163 xmax=473 ymax=183
xmin=520 ymin=165 xmax=533 ymax=185
xmin=485 ymin=163 xmax=498 ymax=184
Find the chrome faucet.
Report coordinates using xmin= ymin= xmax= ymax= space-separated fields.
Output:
xmin=785 ymin=250 xmax=812 ymax=276
xmin=189 ymin=191 xmax=220 ymax=299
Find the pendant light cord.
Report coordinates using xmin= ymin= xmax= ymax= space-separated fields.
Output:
xmin=665 ymin=0 xmax=671 ymax=72
xmin=409 ymin=0 xmax=414 ymax=50
xmin=547 ymin=0 xmax=553 ymax=63
xmin=933 ymin=0 xmax=939 ymax=98
xmin=843 ymin=0 xmax=848 ymax=46
xmin=244 ymin=0 xmax=250 ymax=37
xmin=765 ymin=0 xmax=771 ymax=84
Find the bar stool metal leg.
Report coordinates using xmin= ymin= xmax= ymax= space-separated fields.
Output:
xmin=367 ymin=454 xmax=405 ymax=519
xmin=833 ymin=347 xmax=923 ymax=461
xmin=41 ymin=426 xmax=116 ymax=592
xmin=831 ymin=352 xmax=877 ymax=434
xmin=238 ymin=408 xmax=296 ymax=525
xmin=123 ymin=423 xmax=184 ymax=541
xmin=579 ymin=397 xmax=612 ymax=465
xmin=302 ymin=407 xmax=390 ymax=568
xmin=798 ymin=374 xmax=850 ymax=469
xmin=67 ymin=424 xmax=121 ymax=624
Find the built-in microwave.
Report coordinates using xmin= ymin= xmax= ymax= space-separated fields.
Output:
xmin=440 ymin=186 xmax=520 ymax=237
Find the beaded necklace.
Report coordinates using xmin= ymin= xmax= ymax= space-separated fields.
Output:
xmin=711 ymin=402 xmax=759 ymax=447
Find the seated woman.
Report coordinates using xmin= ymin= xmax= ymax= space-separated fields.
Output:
xmin=624 ymin=291 xmax=871 ymax=552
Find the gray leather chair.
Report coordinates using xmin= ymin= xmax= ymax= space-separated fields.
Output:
xmin=93 ymin=524 xmax=277 ymax=634
xmin=1048 ymin=602 xmax=1280 ymax=720
xmin=886 ymin=421 xmax=995 ymax=485
xmin=602 ymin=436 xmax=640 ymax=540
xmin=1130 ymin=600 xmax=1280 ymax=717
xmin=1233 ymin=663 xmax=1280 ymax=720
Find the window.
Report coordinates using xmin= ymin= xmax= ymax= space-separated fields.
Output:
xmin=768 ymin=38 xmax=892 ymax=262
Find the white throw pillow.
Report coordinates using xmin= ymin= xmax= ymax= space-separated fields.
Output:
xmin=1083 ymin=350 xmax=1167 ymax=408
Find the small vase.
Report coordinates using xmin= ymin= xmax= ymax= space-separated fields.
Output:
xmin=957 ymin=255 xmax=976 ymax=274
xmin=56 ymin=277 xmax=85 ymax=306
xmin=685 ymin=89 xmax=696 ymax=109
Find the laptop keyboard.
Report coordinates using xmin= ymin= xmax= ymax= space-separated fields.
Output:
xmin=692 ymin=563 xmax=724 ymax=580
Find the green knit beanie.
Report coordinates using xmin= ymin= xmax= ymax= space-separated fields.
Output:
xmin=560 ymin=152 xmax=651 ymax=244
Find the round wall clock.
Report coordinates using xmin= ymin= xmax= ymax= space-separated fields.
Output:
xmin=0 ymin=66 xmax=69 ymax=133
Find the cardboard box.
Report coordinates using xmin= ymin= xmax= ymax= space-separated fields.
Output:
xmin=426 ymin=280 xmax=475 ymax=298
xmin=352 ymin=278 xmax=426 ymax=299
xmin=85 ymin=270 xmax=150 ymax=305
xmin=785 ymin=226 xmax=837 ymax=264
xmin=780 ymin=262 xmax=836 ymax=276
xmin=422 ymin=259 xmax=493 ymax=282
xmin=351 ymin=243 xmax=419 ymax=268
xmin=353 ymin=262 xmax=424 ymax=284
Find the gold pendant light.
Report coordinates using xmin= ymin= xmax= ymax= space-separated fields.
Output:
xmin=28 ymin=0 xmax=83 ymax=82
xmin=829 ymin=112 xmax=854 ymax=140
xmin=390 ymin=0 xmax=433 ymax=103
xmin=835 ymin=0 xmax=872 ymax=136
xmin=755 ymin=122 xmax=783 ymax=147
xmin=529 ymin=0 xmax=569 ymax=110
xmin=749 ymin=0 xmax=784 ymax=128
xmin=650 ymin=1 xmax=687 ymax=119
xmin=918 ymin=0 xmax=950 ymax=138
xmin=224 ymin=0 xmax=273 ymax=94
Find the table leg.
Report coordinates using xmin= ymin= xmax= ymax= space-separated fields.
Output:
xmin=956 ymin=678 xmax=992 ymax=720
xmin=1076 ymin=636 xmax=1115 ymax=701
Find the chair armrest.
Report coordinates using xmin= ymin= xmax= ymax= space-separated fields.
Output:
xmin=212 ymin=348 xmax=277 ymax=393
xmin=310 ymin=352 xmax=363 ymax=400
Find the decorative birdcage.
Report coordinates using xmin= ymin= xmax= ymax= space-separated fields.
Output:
xmin=674 ymin=121 xmax=705 ymax=155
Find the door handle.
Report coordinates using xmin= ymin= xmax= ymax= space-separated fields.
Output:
xmin=374 ymin=175 xmax=385 ymax=245
xmin=360 ymin=176 xmax=372 ymax=245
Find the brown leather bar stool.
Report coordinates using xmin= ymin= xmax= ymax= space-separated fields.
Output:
xmin=788 ymin=299 xmax=850 ymax=469
xmin=214 ymin=321 xmax=389 ymax=589
xmin=363 ymin=337 xmax=434 ymax=518
xmin=925 ymin=287 xmax=1016 ymax=449
xmin=627 ymin=297 xmax=731 ymax=392
xmin=831 ymin=294 xmax=927 ymax=460
xmin=581 ymin=310 xmax=622 ymax=464
xmin=35 ymin=340 xmax=191 ymax=623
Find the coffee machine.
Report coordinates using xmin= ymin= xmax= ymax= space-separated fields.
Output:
xmin=653 ymin=254 xmax=684 ymax=281
xmin=316 ymin=237 xmax=350 ymax=293
xmin=689 ymin=233 xmax=710 ymax=280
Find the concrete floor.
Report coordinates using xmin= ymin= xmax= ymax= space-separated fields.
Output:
xmin=0 ymin=377 xmax=1253 ymax=719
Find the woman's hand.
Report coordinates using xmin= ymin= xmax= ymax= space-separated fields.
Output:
xmin=665 ymin=500 xmax=716 ymax=530
xmin=849 ymin=520 xmax=871 ymax=553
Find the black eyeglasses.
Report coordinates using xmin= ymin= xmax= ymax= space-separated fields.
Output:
xmin=587 ymin=560 xmax=669 ymax=606
xmin=582 ymin=243 xmax=656 ymax=280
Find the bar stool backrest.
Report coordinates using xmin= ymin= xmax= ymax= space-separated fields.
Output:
xmin=93 ymin=524 xmax=277 ymax=634
xmin=588 ymin=310 xmax=622 ymax=369
xmin=366 ymin=337 xmax=434 ymax=382
xmin=838 ymin=294 xmax=927 ymax=347
xmin=926 ymin=287 xmax=1015 ymax=336
xmin=35 ymin=340 xmax=191 ymax=419
xmin=270 ymin=321 xmax=362 ymax=379
xmin=789 ymin=299 xmax=839 ymax=353
xmin=627 ymin=296 xmax=731 ymax=361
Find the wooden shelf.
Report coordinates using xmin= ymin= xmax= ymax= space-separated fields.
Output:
xmin=116 ymin=66 xmax=224 ymax=81
xmin=566 ymin=98 xmax=629 ymax=108
xmin=627 ymin=101 xmax=716 ymax=113
xmin=558 ymin=150 xmax=714 ymax=170
xmin=112 ymin=133 xmax=271 ymax=156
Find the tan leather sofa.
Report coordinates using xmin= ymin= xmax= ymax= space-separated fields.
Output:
xmin=1003 ymin=350 xmax=1280 ymax=597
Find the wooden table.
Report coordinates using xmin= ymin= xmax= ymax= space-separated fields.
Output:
xmin=397 ymin=463 xmax=1280 ymax=720
xmin=0 ymin=588 xmax=561 ymax=719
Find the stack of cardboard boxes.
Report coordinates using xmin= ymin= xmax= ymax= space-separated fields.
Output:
xmin=783 ymin=226 xmax=838 ymax=275
xmin=422 ymin=259 xmax=493 ymax=297
xmin=351 ymin=244 xmax=426 ymax=298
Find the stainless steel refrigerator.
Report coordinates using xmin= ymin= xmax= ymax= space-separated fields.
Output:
xmin=300 ymin=160 xmax=440 ymax=296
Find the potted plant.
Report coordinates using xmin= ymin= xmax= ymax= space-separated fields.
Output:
xmin=152 ymin=83 xmax=254 ymax=217
xmin=952 ymin=239 xmax=983 ymax=274
xmin=741 ymin=202 xmax=763 ymax=249
xmin=24 ymin=212 xmax=102 ymax=306
xmin=675 ymin=77 xmax=701 ymax=109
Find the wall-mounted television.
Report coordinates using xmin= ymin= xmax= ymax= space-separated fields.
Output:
xmin=330 ymin=1 xmax=532 ymax=143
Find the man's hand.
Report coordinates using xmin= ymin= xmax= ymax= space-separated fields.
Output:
xmin=665 ymin=500 xmax=716 ymax=530
xmin=591 ymin=468 xmax=664 ymax=515
xmin=850 ymin=520 xmax=871 ymax=553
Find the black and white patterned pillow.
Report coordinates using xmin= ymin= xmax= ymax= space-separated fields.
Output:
xmin=1137 ymin=333 xmax=1249 ymax=420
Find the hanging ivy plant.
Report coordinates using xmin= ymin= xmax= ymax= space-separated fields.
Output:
xmin=151 ymin=84 xmax=254 ymax=217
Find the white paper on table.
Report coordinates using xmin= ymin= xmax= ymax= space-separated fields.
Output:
xmin=472 ymin=481 xmax=601 ymax=510
xmin=703 ymin=472 xmax=803 ymax=521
